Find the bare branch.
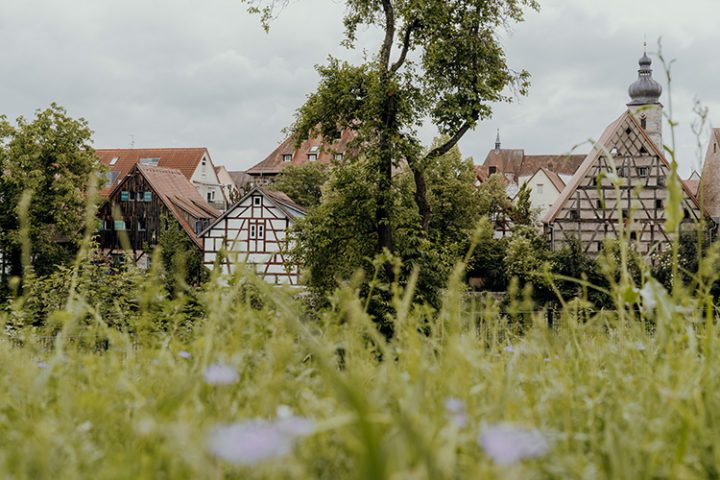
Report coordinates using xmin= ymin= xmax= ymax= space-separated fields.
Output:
xmin=390 ymin=19 xmax=418 ymax=73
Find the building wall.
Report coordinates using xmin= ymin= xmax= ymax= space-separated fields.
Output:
xmin=202 ymin=192 xmax=301 ymax=285
xmin=546 ymin=114 xmax=702 ymax=256
xmin=521 ymin=170 xmax=563 ymax=220
xmin=191 ymin=153 xmax=225 ymax=210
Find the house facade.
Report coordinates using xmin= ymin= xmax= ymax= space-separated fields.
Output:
xmin=246 ymin=129 xmax=356 ymax=184
xmin=98 ymin=164 xmax=219 ymax=268
xmin=522 ymin=167 xmax=566 ymax=220
xmin=700 ymin=129 xmax=720 ymax=221
xmin=201 ymin=188 xmax=305 ymax=285
xmin=543 ymin=51 xmax=705 ymax=255
xmin=96 ymin=148 xmax=227 ymax=210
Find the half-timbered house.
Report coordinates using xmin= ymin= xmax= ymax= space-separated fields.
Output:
xmin=200 ymin=188 xmax=306 ymax=285
xmin=96 ymin=147 xmax=227 ymax=210
xmin=543 ymin=51 xmax=705 ymax=255
xmin=98 ymin=164 xmax=219 ymax=268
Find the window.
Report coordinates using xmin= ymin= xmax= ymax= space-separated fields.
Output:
xmin=310 ymin=146 xmax=320 ymax=153
xmin=683 ymin=208 xmax=690 ymax=219
xmin=536 ymin=183 xmax=544 ymax=194
xmin=307 ymin=154 xmax=318 ymax=161
xmin=569 ymin=209 xmax=580 ymax=220
xmin=253 ymin=196 xmax=262 ymax=206
xmin=257 ymin=223 xmax=265 ymax=239
xmin=144 ymin=191 xmax=152 ymax=202
xmin=489 ymin=166 xmax=497 ymax=175
xmin=618 ymin=167 xmax=629 ymax=178
xmin=106 ymin=171 xmax=120 ymax=188
xmin=655 ymin=199 xmax=663 ymax=209
xmin=636 ymin=167 xmax=649 ymax=177
xmin=98 ymin=219 xmax=106 ymax=231
xmin=249 ymin=224 xmax=256 ymax=239
xmin=194 ymin=220 xmax=203 ymax=234
xmin=137 ymin=218 xmax=146 ymax=231
xmin=109 ymin=156 xmax=119 ymax=166
xmin=334 ymin=153 xmax=344 ymax=161
xmin=282 ymin=154 xmax=292 ymax=162
xmin=640 ymin=114 xmax=647 ymax=129
xmin=139 ymin=157 xmax=160 ymax=166
xmin=597 ymin=242 xmax=604 ymax=252
xmin=120 ymin=191 xmax=130 ymax=201
xmin=114 ymin=220 xmax=126 ymax=231
xmin=207 ymin=191 xmax=215 ymax=203
xmin=658 ymin=176 xmax=666 ymax=187
xmin=136 ymin=191 xmax=143 ymax=201
xmin=596 ymin=199 xmax=603 ymax=209
xmin=630 ymin=231 xmax=637 ymax=241
xmin=622 ymin=209 xmax=629 ymax=220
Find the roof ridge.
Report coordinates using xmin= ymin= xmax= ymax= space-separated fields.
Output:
xmin=96 ymin=147 xmax=207 ymax=151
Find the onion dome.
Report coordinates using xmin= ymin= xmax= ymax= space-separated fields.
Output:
xmin=628 ymin=50 xmax=662 ymax=105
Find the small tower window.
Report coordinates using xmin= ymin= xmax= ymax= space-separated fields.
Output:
xmin=640 ymin=114 xmax=647 ymax=130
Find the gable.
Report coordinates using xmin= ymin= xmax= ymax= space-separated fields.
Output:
xmin=545 ymin=111 xmax=702 ymax=225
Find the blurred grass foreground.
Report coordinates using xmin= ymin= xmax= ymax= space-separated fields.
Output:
xmin=2 ymin=234 xmax=720 ymax=480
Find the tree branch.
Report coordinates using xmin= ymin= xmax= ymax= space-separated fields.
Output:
xmin=379 ymin=0 xmax=395 ymax=71
xmin=390 ymin=19 xmax=418 ymax=73
xmin=423 ymin=116 xmax=477 ymax=162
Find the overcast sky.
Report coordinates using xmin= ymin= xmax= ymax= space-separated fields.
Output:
xmin=1 ymin=0 xmax=718 ymax=176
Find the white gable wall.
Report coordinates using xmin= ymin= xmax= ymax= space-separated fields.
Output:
xmin=522 ymin=169 xmax=563 ymax=220
xmin=191 ymin=152 xmax=225 ymax=208
xmin=201 ymin=192 xmax=301 ymax=285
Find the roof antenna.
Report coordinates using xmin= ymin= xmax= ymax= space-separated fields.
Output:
xmin=130 ymin=134 xmax=135 ymax=148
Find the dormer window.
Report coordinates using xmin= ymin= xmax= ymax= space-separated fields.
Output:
xmin=139 ymin=157 xmax=160 ymax=166
xmin=308 ymin=154 xmax=318 ymax=161
xmin=334 ymin=153 xmax=343 ymax=161
xmin=489 ymin=166 xmax=497 ymax=175
xmin=282 ymin=154 xmax=292 ymax=162
xmin=109 ymin=156 xmax=119 ymax=166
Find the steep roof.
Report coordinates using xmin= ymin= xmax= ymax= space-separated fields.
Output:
xmin=246 ymin=129 xmax=356 ymax=176
xmin=527 ymin=167 xmax=566 ymax=192
xmin=700 ymin=129 xmax=720 ymax=218
xmin=200 ymin=187 xmax=306 ymax=237
xmin=481 ymin=148 xmax=584 ymax=181
xmin=96 ymin=148 xmax=210 ymax=196
xmin=228 ymin=170 xmax=255 ymax=187
xmin=117 ymin=164 xmax=220 ymax=248
xmin=544 ymin=111 xmax=703 ymax=223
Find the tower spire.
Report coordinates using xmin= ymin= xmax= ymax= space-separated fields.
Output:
xmin=495 ymin=129 xmax=501 ymax=152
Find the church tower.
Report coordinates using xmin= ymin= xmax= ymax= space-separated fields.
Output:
xmin=627 ymin=47 xmax=664 ymax=151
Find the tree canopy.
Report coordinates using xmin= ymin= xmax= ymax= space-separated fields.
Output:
xmin=243 ymin=0 xmax=538 ymax=279
xmin=0 ymin=104 xmax=101 ymax=293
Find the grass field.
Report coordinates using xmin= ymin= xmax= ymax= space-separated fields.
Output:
xmin=1 ymin=256 xmax=719 ymax=480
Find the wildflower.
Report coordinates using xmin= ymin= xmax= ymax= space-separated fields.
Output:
xmin=203 ymin=364 xmax=238 ymax=385
xmin=444 ymin=397 xmax=468 ymax=428
xmin=36 ymin=360 xmax=47 ymax=369
xmin=634 ymin=342 xmax=646 ymax=351
xmin=178 ymin=350 xmax=191 ymax=359
xmin=276 ymin=405 xmax=293 ymax=420
xmin=208 ymin=416 xmax=315 ymax=465
xmin=544 ymin=357 xmax=550 ymax=363
xmin=478 ymin=424 xmax=550 ymax=466
xmin=503 ymin=345 xmax=514 ymax=353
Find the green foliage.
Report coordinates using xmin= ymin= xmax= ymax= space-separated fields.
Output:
xmin=0 ymin=104 xmax=101 ymax=287
xmin=512 ymin=182 xmax=535 ymax=226
xmin=294 ymin=142 xmax=483 ymax=308
xmin=156 ymin=213 xmax=208 ymax=292
xmin=269 ymin=162 xmax=330 ymax=208
xmin=477 ymin=174 xmax=513 ymax=232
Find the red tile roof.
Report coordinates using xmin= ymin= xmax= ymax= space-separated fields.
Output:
xmin=481 ymin=148 xmax=585 ymax=181
xmin=134 ymin=164 xmax=220 ymax=248
xmin=246 ymin=129 xmax=356 ymax=176
xmin=96 ymin=148 xmax=210 ymax=196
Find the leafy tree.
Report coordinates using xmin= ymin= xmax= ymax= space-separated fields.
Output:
xmin=243 ymin=0 xmax=537 ymax=277
xmin=477 ymin=174 xmax=513 ymax=233
xmin=0 ymin=104 xmax=102 ymax=294
xmin=503 ymin=225 xmax=554 ymax=301
xmin=294 ymin=142 xmax=484 ymax=307
xmin=268 ymin=162 xmax=330 ymax=208
xmin=512 ymin=182 xmax=535 ymax=226
xmin=156 ymin=214 xmax=207 ymax=292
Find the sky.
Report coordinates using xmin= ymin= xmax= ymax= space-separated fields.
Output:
xmin=1 ymin=0 xmax=719 ymax=176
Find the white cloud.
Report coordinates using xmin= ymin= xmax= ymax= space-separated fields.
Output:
xmin=0 ymin=0 xmax=718 ymax=176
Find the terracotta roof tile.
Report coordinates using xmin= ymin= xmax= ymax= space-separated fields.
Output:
xmin=246 ymin=129 xmax=357 ymax=176
xmin=134 ymin=164 xmax=220 ymax=248
xmin=481 ymin=148 xmax=584 ymax=181
xmin=97 ymin=148 xmax=210 ymax=196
